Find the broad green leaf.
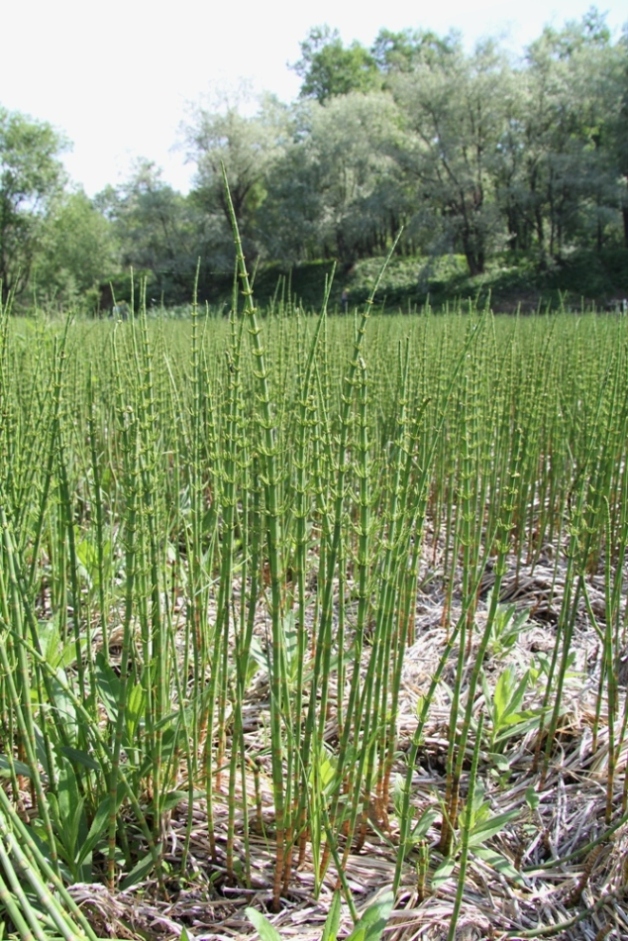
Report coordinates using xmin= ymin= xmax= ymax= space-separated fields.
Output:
xmin=486 ymin=751 xmax=511 ymax=772
xmin=33 ymin=722 xmax=54 ymax=776
xmin=467 ymin=808 xmax=519 ymax=846
xmin=68 ymin=798 xmax=86 ymax=862
xmin=500 ymin=710 xmax=532 ymax=727
xmin=124 ymin=682 xmax=146 ymax=741
xmin=120 ymin=851 xmax=155 ymax=890
xmin=501 ymin=671 xmax=530 ymax=721
xmin=158 ymin=790 xmax=188 ymax=813
xmin=525 ymin=786 xmax=539 ymax=810
xmin=248 ymin=636 xmax=268 ymax=672
xmin=493 ymin=667 xmax=514 ymax=720
xmin=431 ymin=858 xmax=455 ymax=890
xmin=411 ymin=807 xmax=438 ymax=842
xmin=245 ymin=907 xmax=282 ymax=941
xmin=473 ymin=845 xmax=524 ymax=884
xmin=347 ymin=930 xmax=365 ymax=941
xmin=0 ymin=755 xmax=33 ymax=779
xmin=94 ymin=652 xmax=120 ymax=722
xmin=155 ymin=709 xmax=185 ymax=731
xmin=54 ymin=752 xmax=82 ymax=832
xmin=310 ymin=755 xmax=336 ymax=793
xmin=491 ymin=665 xmax=529 ymax=725
xmin=75 ymin=531 xmax=99 ymax=582
xmin=480 ymin=671 xmax=492 ymax=714
xmin=468 ymin=787 xmax=490 ymax=826
xmin=346 ymin=889 xmax=394 ymax=941
xmin=322 ymin=892 xmax=341 ymax=941
xmin=77 ymin=796 xmax=111 ymax=865
xmin=159 ymin=725 xmax=185 ymax=766
xmin=59 ymin=746 xmax=100 ymax=772
xmin=49 ymin=675 xmax=78 ymax=729
xmin=493 ymin=714 xmax=540 ymax=745
xmin=392 ymin=775 xmax=405 ymax=818
xmin=38 ymin=618 xmax=78 ymax=669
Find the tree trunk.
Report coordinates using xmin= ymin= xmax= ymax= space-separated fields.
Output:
xmin=462 ymin=230 xmax=485 ymax=275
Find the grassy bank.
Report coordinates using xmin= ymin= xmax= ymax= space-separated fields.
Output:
xmin=191 ymin=246 xmax=628 ymax=315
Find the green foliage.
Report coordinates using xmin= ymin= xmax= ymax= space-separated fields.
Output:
xmin=245 ymin=889 xmax=393 ymax=941
xmin=392 ymin=774 xmax=438 ymax=856
xmin=0 ymin=107 xmax=67 ymax=300
xmin=32 ymin=190 xmax=118 ymax=311
xmin=187 ymin=11 xmax=627 ymax=291
xmin=246 ymin=907 xmax=283 ymax=941
xmin=293 ymin=26 xmax=381 ymax=103
xmin=433 ymin=779 xmax=523 ymax=896
xmin=95 ymin=160 xmax=205 ymax=305
xmin=2 ymin=9 xmax=628 ymax=309
xmin=484 ymin=594 xmax=531 ymax=658
xmin=390 ymin=40 xmax=514 ymax=275
xmin=345 ymin=891 xmax=394 ymax=941
xmin=371 ymin=27 xmax=458 ymax=74
xmin=184 ymin=94 xmax=288 ymax=252
xmin=481 ymin=665 xmax=539 ymax=753
xmin=464 ymin=783 xmax=520 ymax=848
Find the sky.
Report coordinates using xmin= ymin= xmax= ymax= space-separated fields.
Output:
xmin=2 ymin=0 xmax=626 ymax=197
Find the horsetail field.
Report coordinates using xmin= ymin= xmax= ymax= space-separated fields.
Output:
xmin=2 ymin=283 xmax=628 ymax=939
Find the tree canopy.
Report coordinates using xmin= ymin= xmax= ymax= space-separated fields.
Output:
xmin=0 ymin=108 xmax=67 ymax=301
xmin=182 ymin=12 xmax=628 ymax=279
xmin=1 ymin=9 xmax=627 ymax=311
xmin=292 ymin=26 xmax=381 ymax=102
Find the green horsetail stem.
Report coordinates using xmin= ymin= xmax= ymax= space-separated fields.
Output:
xmin=222 ymin=165 xmax=289 ymax=912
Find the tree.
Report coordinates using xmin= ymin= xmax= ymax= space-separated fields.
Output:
xmin=391 ymin=42 xmax=511 ymax=275
xmin=256 ymin=107 xmax=325 ymax=263
xmin=0 ymin=107 xmax=67 ymax=302
xmin=616 ymin=33 xmax=628 ymax=246
xmin=304 ymin=91 xmax=405 ymax=261
xmin=371 ymin=27 xmax=458 ymax=74
xmin=184 ymin=94 xmax=289 ymax=261
xmin=32 ymin=190 xmax=118 ymax=310
xmin=97 ymin=160 xmax=205 ymax=304
xmin=258 ymin=92 xmax=405 ymax=264
xmin=510 ymin=12 xmax=625 ymax=259
xmin=292 ymin=26 xmax=381 ymax=103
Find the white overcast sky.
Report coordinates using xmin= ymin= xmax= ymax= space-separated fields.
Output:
xmin=2 ymin=0 xmax=626 ymax=196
